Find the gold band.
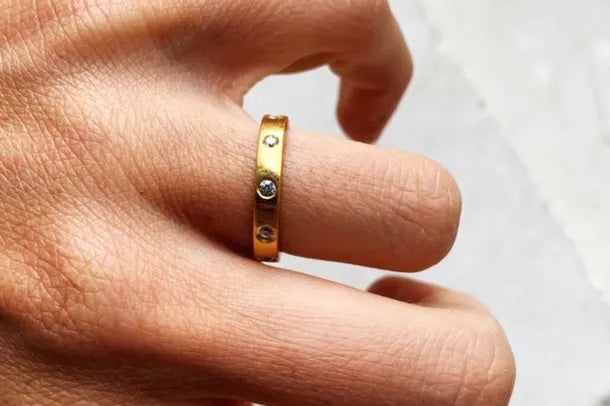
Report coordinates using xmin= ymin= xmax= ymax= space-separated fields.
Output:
xmin=253 ymin=114 xmax=288 ymax=262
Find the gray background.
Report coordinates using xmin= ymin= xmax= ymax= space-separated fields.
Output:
xmin=245 ymin=1 xmax=610 ymax=404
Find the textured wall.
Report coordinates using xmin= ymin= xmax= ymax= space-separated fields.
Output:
xmin=245 ymin=1 xmax=610 ymax=404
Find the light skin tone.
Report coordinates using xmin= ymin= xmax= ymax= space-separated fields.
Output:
xmin=0 ymin=0 xmax=515 ymax=405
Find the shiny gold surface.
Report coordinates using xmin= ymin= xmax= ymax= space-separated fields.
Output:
xmin=253 ymin=115 xmax=288 ymax=262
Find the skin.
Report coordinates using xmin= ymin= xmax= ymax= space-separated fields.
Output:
xmin=0 ymin=0 xmax=516 ymax=405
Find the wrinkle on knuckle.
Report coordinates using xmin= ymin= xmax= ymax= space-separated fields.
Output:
xmin=16 ymin=228 xmax=102 ymax=331
xmin=330 ymin=0 xmax=391 ymax=53
xmin=0 ymin=204 xmax=139 ymax=352
xmin=2 ymin=71 xmax=143 ymax=206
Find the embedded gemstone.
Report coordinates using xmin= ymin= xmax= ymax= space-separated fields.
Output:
xmin=258 ymin=179 xmax=277 ymax=198
xmin=256 ymin=226 xmax=276 ymax=243
xmin=263 ymin=135 xmax=279 ymax=148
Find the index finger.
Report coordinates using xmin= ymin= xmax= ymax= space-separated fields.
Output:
xmin=273 ymin=0 xmax=413 ymax=142
xmin=23 ymin=0 xmax=411 ymax=143
xmin=136 ymin=0 xmax=412 ymax=141
xmin=250 ymin=0 xmax=413 ymax=142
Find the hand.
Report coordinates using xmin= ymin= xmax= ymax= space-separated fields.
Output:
xmin=0 ymin=1 xmax=515 ymax=405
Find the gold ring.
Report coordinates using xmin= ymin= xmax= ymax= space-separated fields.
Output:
xmin=253 ymin=114 xmax=288 ymax=262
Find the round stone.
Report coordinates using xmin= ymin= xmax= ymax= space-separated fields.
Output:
xmin=256 ymin=226 xmax=276 ymax=243
xmin=258 ymin=179 xmax=277 ymax=198
xmin=263 ymin=135 xmax=279 ymax=148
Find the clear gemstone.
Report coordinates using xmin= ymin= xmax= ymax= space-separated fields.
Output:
xmin=263 ymin=135 xmax=279 ymax=148
xmin=258 ymin=179 xmax=277 ymax=198
xmin=256 ymin=226 xmax=276 ymax=243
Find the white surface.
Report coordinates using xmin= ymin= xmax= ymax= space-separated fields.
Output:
xmin=245 ymin=1 xmax=610 ymax=404
xmin=422 ymin=0 xmax=610 ymax=307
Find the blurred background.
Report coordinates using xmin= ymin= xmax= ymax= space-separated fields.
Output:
xmin=245 ymin=1 xmax=610 ymax=404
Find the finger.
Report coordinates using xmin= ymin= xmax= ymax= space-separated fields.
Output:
xmin=247 ymin=122 xmax=461 ymax=271
xmin=189 ymin=0 xmax=412 ymax=141
xmin=6 ymin=190 xmax=509 ymax=405
xmin=49 ymin=3 xmax=448 ymax=271
xmin=333 ymin=14 xmax=412 ymax=143
xmin=134 ymin=106 xmax=461 ymax=271
xmin=77 ymin=0 xmax=412 ymax=141
xmin=266 ymin=2 xmax=413 ymax=142
xmin=102 ymin=235 xmax=515 ymax=406
xmin=236 ymin=0 xmax=413 ymax=142
xmin=368 ymin=276 xmax=489 ymax=311
xmin=73 ymin=82 xmax=460 ymax=271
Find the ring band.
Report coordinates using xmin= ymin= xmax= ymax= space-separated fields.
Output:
xmin=253 ymin=114 xmax=288 ymax=262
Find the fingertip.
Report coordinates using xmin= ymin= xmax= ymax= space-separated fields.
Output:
xmin=336 ymin=84 xmax=405 ymax=143
xmin=389 ymin=161 xmax=462 ymax=271
xmin=335 ymin=19 xmax=413 ymax=143
xmin=415 ymin=164 xmax=462 ymax=269
xmin=337 ymin=90 xmax=386 ymax=143
xmin=368 ymin=276 xmax=487 ymax=311
xmin=367 ymin=276 xmax=435 ymax=305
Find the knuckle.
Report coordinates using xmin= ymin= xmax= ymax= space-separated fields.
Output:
xmin=0 ymin=202 xmax=135 ymax=354
xmin=289 ymin=0 xmax=392 ymax=56
xmin=346 ymin=0 xmax=391 ymax=20
xmin=3 ymin=220 xmax=97 ymax=329
xmin=346 ymin=0 xmax=391 ymax=25
xmin=338 ymin=0 xmax=392 ymax=52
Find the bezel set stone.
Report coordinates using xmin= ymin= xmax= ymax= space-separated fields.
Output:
xmin=258 ymin=179 xmax=277 ymax=198
xmin=263 ymin=135 xmax=280 ymax=148
xmin=256 ymin=226 xmax=276 ymax=243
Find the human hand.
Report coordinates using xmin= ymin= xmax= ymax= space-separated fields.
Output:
xmin=0 ymin=1 xmax=515 ymax=405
